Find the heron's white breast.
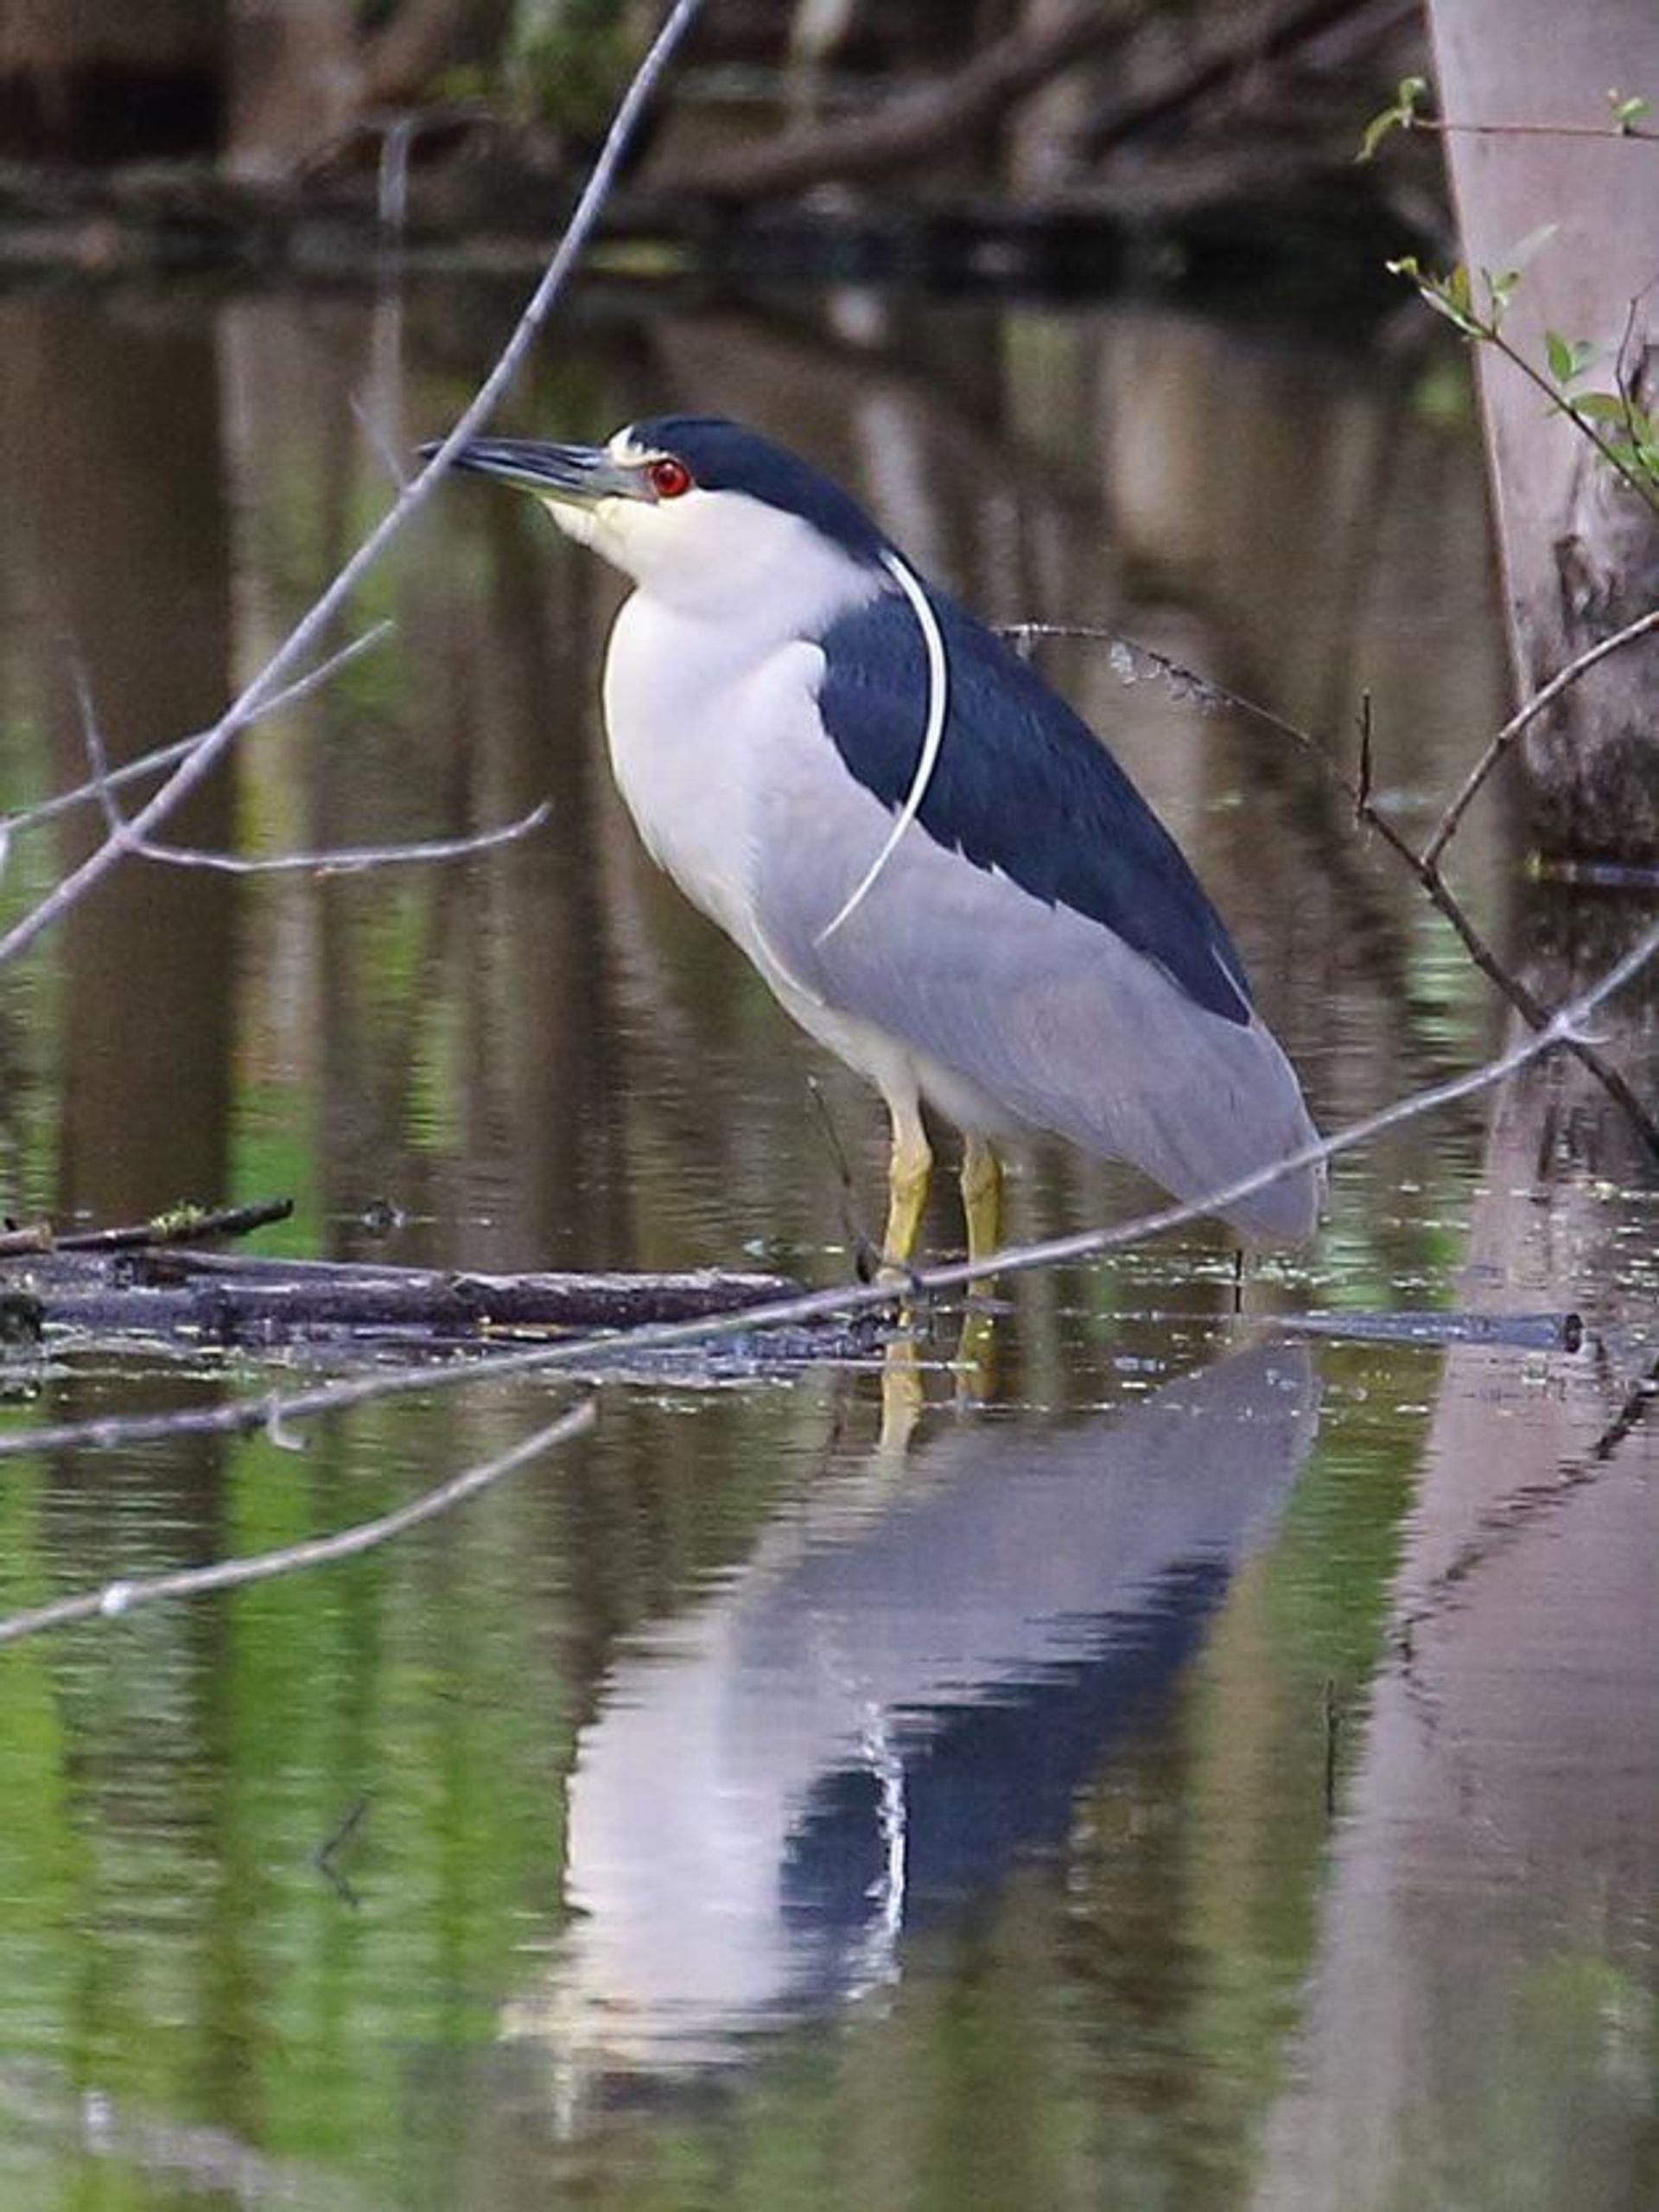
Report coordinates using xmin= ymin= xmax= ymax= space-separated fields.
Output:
xmin=598 ymin=558 xmax=1021 ymax=1126
xmin=601 ymin=558 xmax=878 ymax=958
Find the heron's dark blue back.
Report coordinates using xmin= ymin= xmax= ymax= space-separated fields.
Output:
xmin=815 ymin=588 xmax=1254 ymax=1026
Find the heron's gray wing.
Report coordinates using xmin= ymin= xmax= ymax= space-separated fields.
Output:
xmin=753 ymin=620 xmax=1320 ymax=1242
xmin=815 ymin=588 xmax=1252 ymax=1023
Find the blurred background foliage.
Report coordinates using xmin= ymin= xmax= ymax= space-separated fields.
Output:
xmin=0 ymin=0 xmax=1445 ymax=294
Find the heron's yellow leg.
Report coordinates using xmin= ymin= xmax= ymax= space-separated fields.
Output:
xmin=878 ymin=1100 xmax=931 ymax=1446
xmin=960 ymin=1136 xmax=1004 ymax=1273
xmin=956 ymin=1137 xmax=1005 ymax=1398
xmin=881 ymin=1101 xmax=932 ymax=1270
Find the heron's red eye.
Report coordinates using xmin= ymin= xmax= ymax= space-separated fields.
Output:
xmin=647 ymin=455 xmax=693 ymax=500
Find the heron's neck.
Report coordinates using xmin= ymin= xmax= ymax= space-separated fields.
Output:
xmin=599 ymin=505 xmax=885 ymax=636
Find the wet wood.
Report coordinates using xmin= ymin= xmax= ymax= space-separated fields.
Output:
xmin=2 ymin=1243 xmax=834 ymax=1352
xmin=54 ymin=1197 xmax=295 ymax=1254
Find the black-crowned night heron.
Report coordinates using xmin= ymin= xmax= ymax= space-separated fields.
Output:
xmin=433 ymin=416 xmax=1322 ymax=1267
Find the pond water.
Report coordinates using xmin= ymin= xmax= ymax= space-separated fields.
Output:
xmin=0 ymin=270 xmax=1654 ymax=2212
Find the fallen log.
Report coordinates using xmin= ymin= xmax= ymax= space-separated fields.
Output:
xmin=5 ymin=1247 xmax=822 ymax=1343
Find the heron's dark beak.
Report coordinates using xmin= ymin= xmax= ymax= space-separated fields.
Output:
xmin=418 ymin=437 xmax=646 ymax=505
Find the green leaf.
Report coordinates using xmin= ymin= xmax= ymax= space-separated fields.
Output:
xmin=1420 ymin=290 xmax=1478 ymax=336
xmin=1357 ymin=75 xmax=1429 ymax=162
xmin=1609 ymin=89 xmax=1652 ymax=131
xmin=1573 ymin=391 xmax=1633 ymax=423
xmin=1545 ymin=330 xmax=1574 ymax=383
xmin=1388 ymin=255 xmax=1485 ymax=338
xmin=1357 ymin=110 xmax=1395 ymax=162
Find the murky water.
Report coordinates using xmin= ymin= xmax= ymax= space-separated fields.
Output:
xmin=0 ymin=274 xmax=1654 ymax=2211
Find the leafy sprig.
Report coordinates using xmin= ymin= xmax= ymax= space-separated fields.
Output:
xmin=1386 ymin=240 xmax=1659 ymax=512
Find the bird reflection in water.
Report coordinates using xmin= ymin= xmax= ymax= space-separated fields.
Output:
xmin=505 ymin=1340 xmax=1320 ymax=2091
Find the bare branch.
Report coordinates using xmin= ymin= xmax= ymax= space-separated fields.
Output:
xmin=0 ymin=1401 xmax=595 ymax=1649
xmin=0 ymin=625 xmax=394 ymax=846
xmin=55 ymin=1198 xmax=295 ymax=1254
xmin=1483 ymin=317 xmax=1659 ymax=519
xmin=3 ymin=911 xmax=1653 ymax=1468
xmin=73 ymin=670 xmax=138 ymax=855
xmin=135 ymin=800 xmax=552 ymax=876
xmin=353 ymin=386 xmax=415 ymax=486
xmin=1422 ymin=605 xmax=1659 ymax=866
xmin=1009 ymin=622 xmax=1659 ymax=1156
xmin=1403 ymin=116 xmax=1659 ymax=147
xmin=68 ymin=663 xmax=550 ymax=876
xmin=660 ymin=0 xmax=1128 ymax=201
xmin=0 ymin=0 xmax=705 ymax=975
xmin=1076 ymin=0 xmax=1401 ymax=161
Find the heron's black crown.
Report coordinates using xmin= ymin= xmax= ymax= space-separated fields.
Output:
xmin=632 ymin=416 xmax=891 ymax=566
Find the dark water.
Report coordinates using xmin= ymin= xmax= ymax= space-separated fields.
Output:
xmin=0 ymin=275 xmax=1654 ymax=2211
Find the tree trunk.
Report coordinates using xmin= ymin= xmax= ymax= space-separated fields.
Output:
xmin=1427 ymin=0 xmax=1659 ymax=864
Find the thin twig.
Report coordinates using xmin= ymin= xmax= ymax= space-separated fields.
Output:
xmin=805 ymin=1075 xmax=882 ymax=1281
xmin=377 ymin=113 xmax=416 ymax=240
xmin=1410 ymin=117 xmax=1659 ymax=147
xmin=1356 ymin=690 xmax=1373 ymax=823
xmin=1017 ymin=625 xmax=1659 ymax=1156
xmin=0 ymin=625 xmax=393 ymax=844
xmin=313 ymin=1796 xmax=371 ymax=1907
xmin=1484 ymin=320 xmax=1659 ymax=520
xmin=1422 ymin=606 xmax=1659 ymax=866
xmin=3 ymin=912 xmax=1653 ymax=1466
xmin=75 ymin=674 xmax=137 ymax=855
xmin=352 ymin=391 xmax=414 ymax=492
xmin=54 ymin=1198 xmax=294 ymax=1253
xmin=0 ymin=1400 xmax=594 ymax=1648
xmin=1351 ymin=791 xmax=1659 ymax=1158
xmin=135 ymin=802 xmax=552 ymax=877
xmin=0 ymin=0 xmax=706 ymax=976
